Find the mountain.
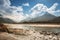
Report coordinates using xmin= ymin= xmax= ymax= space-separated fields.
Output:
xmin=0 ymin=14 xmax=16 ymax=23
xmin=0 ymin=14 xmax=2 ymax=16
xmin=22 ymin=12 xmax=56 ymax=23
xmin=50 ymin=17 xmax=60 ymax=22
xmin=0 ymin=17 xmax=16 ymax=23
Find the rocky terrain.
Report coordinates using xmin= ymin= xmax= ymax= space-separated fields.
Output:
xmin=0 ymin=23 xmax=60 ymax=40
xmin=0 ymin=30 xmax=60 ymax=40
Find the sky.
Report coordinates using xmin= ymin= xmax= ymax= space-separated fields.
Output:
xmin=10 ymin=0 xmax=60 ymax=9
xmin=0 ymin=0 xmax=60 ymax=22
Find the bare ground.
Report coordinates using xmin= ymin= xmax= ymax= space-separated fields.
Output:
xmin=0 ymin=23 xmax=60 ymax=40
xmin=0 ymin=31 xmax=60 ymax=40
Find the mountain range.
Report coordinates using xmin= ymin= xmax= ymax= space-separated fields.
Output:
xmin=28 ymin=12 xmax=56 ymax=22
xmin=20 ymin=12 xmax=60 ymax=23
xmin=50 ymin=17 xmax=60 ymax=22
xmin=0 ymin=16 xmax=15 ymax=23
xmin=0 ymin=12 xmax=60 ymax=23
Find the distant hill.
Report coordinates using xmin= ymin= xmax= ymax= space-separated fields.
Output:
xmin=50 ymin=17 xmax=60 ymax=22
xmin=0 ymin=13 xmax=60 ymax=24
xmin=0 ymin=14 xmax=2 ymax=16
xmin=30 ymin=12 xmax=56 ymax=22
xmin=0 ymin=17 xmax=16 ymax=23
xmin=21 ymin=12 xmax=56 ymax=23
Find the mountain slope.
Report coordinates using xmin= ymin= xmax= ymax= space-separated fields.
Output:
xmin=0 ymin=17 xmax=15 ymax=23
xmin=50 ymin=17 xmax=60 ymax=22
xmin=25 ymin=12 xmax=56 ymax=22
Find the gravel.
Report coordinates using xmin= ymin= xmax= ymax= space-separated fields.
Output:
xmin=0 ymin=31 xmax=60 ymax=40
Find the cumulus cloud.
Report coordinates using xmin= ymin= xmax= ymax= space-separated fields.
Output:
xmin=48 ymin=3 xmax=58 ymax=11
xmin=22 ymin=3 xmax=29 ymax=6
xmin=29 ymin=3 xmax=48 ymax=18
xmin=0 ymin=0 xmax=26 ymax=22
xmin=29 ymin=3 xmax=60 ymax=18
xmin=0 ymin=0 xmax=11 ymax=7
xmin=47 ymin=3 xmax=58 ymax=14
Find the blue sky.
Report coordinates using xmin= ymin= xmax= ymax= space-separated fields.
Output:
xmin=0 ymin=0 xmax=60 ymax=22
xmin=10 ymin=0 xmax=60 ymax=9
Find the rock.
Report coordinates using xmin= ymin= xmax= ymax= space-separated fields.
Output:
xmin=0 ymin=23 xmax=9 ymax=32
xmin=0 ymin=32 xmax=17 ymax=40
xmin=8 ymin=28 xmax=35 ymax=35
xmin=0 ymin=31 xmax=60 ymax=40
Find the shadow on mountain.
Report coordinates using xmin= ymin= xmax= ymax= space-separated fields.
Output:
xmin=0 ymin=17 xmax=16 ymax=24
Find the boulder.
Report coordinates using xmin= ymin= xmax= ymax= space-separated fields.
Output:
xmin=0 ymin=23 xmax=9 ymax=32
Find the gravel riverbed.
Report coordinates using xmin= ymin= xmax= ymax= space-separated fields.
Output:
xmin=0 ymin=31 xmax=60 ymax=40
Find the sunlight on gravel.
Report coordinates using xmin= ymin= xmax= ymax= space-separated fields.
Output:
xmin=0 ymin=30 xmax=60 ymax=40
xmin=0 ymin=23 xmax=60 ymax=40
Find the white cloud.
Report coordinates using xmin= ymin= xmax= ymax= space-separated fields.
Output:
xmin=47 ymin=3 xmax=58 ymax=14
xmin=29 ymin=3 xmax=48 ymax=18
xmin=0 ymin=0 xmax=11 ymax=7
xmin=2 ymin=5 xmax=26 ymax=22
xmin=0 ymin=0 xmax=26 ymax=22
xmin=23 ymin=3 xmax=29 ymax=6
xmin=3 ymin=14 xmax=25 ymax=22
xmin=29 ymin=3 xmax=60 ymax=18
xmin=52 ymin=10 xmax=60 ymax=16
xmin=48 ymin=3 xmax=58 ymax=11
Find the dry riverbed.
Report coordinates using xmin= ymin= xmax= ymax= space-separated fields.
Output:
xmin=0 ymin=23 xmax=60 ymax=40
xmin=0 ymin=30 xmax=60 ymax=40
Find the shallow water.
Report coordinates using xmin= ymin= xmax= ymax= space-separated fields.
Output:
xmin=24 ymin=26 xmax=60 ymax=33
xmin=34 ymin=27 xmax=60 ymax=33
xmin=4 ymin=24 xmax=60 ymax=33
